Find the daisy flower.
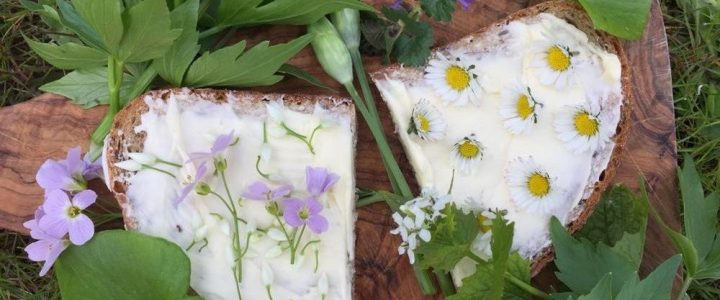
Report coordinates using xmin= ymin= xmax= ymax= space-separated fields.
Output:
xmin=425 ymin=53 xmax=482 ymax=106
xmin=499 ymin=83 xmax=543 ymax=134
xmin=451 ymin=134 xmax=485 ymax=173
xmin=506 ymin=157 xmax=564 ymax=214
xmin=531 ymin=41 xmax=581 ymax=89
xmin=407 ymin=99 xmax=447 ymax=141
xmin=554 ymin=101 xmax=612 ymax=154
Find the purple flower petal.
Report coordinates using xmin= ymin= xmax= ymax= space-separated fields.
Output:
xmin=38 ymin=212 xmax=69 ymax=239
xmin=284 ymin=210 xmax=304 ymax=228
xmin=242 ymin=181 xmax=271 ymax=201
xmin=68 ymin=214 xmax=94 ymax=245
xmin=64 ymin=147 xmax=84 ymax=176
xmin=282 ymin=198 xmax=304 ymax=227
xmin=36 ymin=160 xmax=73 ymax=191
xmin=307 ymin=214 xmax=329 ymax=234
xmin=458 ymin=0 xmax=474 ymax=10
xmin=306 ymin=197 xmax=323 ymax=214
xmin=71 ymin=190 xmax=96 ymax=209
xmin=187 ymin=152 xmax=212 ymax=163
xmin=25 ymin=239 xmax=54 ymax=262
xmin=271 ymin=184 xmax=293 ymax=200
xmin=173 ymin=163 xmax=208 ymax=207
xmin=211 ymin=131 xmax=235 ymax=154
xmin=42 ymin=190 xmax=70 ymax=215
xmin=39 ymin=239 xmax=67 ymax=276
xmin=305 ymin=167 xmax=339 ymax=196
xmin=82 ymin=153 xmax=103 ymax=180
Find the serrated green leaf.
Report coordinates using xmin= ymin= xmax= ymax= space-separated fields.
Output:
xmin=488 ymin=214 xmax=514 ymax=299
xmin=55 ymin=230 xmax=192 ymax=300
xmin=578 ymin=185 xmax=648 ymax=247
xmin=57 ymin=0 xmax=108 ymax=51
xmin=25 ymin=38 xmax=107 ymax=69
xmin=216 ymin=0 xmax=372 ymax=28
xmin=577 ymin=274 xmax=613 ymax=300
xmin=70 ymin=0 xmax=124 ymax=53
xmin=503 ymin=253 xmax=532 ymax=300
xmin=416 ymin=204 xmax=478 ymax=272
xmin=184 ymin=34 xmax=313 ymax=87
xmin=421 ymin=0 xmax=456 ymax=21
xmin=383 ymin=7 xmax=434 ymax=66
xmin=40 ymin=67 xmax=137 ymax=108
xmin=447 ymin=261 xmax=493 ymax=300
xmin=679 ymin=155 xmax=719 ymax=262
xmin=550 ymin=217 xmax=636 ymax=295
xmin=615 ymin=255 xmax=680 ymax=300
xmin=577 ymin=0 xmax=652 ymax=40
xmin=152 ymin=0 xmax=201 ymax=86
xmin=118 ymin=0 xmax=181 ymax=63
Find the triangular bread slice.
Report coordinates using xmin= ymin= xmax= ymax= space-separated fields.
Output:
xmin=103 ymin=88 xmax=356 ymax=299
xmin=371 ymin=0 xmax=631 ymax=279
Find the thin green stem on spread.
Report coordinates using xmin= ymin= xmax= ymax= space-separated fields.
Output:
xmin=142 ymin=164 xmax=176 ymax=178
xmin=291 ymin=224 xmax=307 ymax=264
xmin=281 ymin=123 xmax=315 ymax=154
xmin=157 ymin=158 xmax=182 ymax=168
xmin=308 ymin=124 xmax=322 ymax=145
xmin=219 ymin=170 xmax=243 ymax=300
xmin=256 ymin=122 xmax=271 ymax=179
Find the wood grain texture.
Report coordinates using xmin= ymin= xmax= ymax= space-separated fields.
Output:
xmin=0 ymin=0 xmax=678 ymax=298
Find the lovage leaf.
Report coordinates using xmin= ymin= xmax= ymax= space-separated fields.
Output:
xmin=24 ymin=37 xmax=106 ymax=70
xmin=69 ymin=0 xmax=124 ymax=53
xmin=577 ymin=0 xmax=652 ymax=40
xmin=55 ymin=230 xmax=192 ymax=300
xmin=416 ymin=204 xmax=478 ymax=272
xmin=40 ymin=67 xmax=137 ymax=108
xmin=679 ymin=155 xmax=719 ymax=262
xmin=152 ymin=0 xmax=201 ymax=86
xmin=117 ymin=0 xmax=181 ymax=63
xmin=56 ymin=0 xmax=108 ymax=52
xmin=614 ymin=255 xmax=681 ymax=300
xmin=577 ymin=274 xmax=613 ymax=300
xmin=216 ymin=0 xmax=373 ymax=28
xmin=184 ymin=34 xmax=313 ymax=87
xmin=421 ymin=0 xmax=456 ymax=22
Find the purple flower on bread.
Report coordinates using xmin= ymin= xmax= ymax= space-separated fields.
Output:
xmin=38 ymin=189 xmax=96 ymax=245
xmin=305 ymin=166 xmax=339 ymax=197
xmin=36 ymin=147 xmax=92 ymax=192
xmin=189 ymin=131 xmax=236 ymax=163
xmin=174 ymin=163 xmax=208 ymax=207
xmin=242 ymin=181 xmax=293 ymax=201
xmin=283 ymin=197 xmax=329 ymax=234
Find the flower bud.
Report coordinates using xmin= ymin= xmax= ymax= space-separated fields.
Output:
xmin=261 ymin=261 xmax=274 ymax=286
xmin=214 ymin=158 xmax=227 ymax=172
xmin=116 ymin=160 xmax=142 ymax=171
xmin=127 ymin=152 xmax=157 ymax=165
xmin=331 ymin=9 xmax=360 ymax=50
xmin=318 ymin=272 xmax=329 ymax=296
xmin=195 ymin=182 xmax=211 ymax=196
xmin=309 ymin=17 xmax=353 ymax=85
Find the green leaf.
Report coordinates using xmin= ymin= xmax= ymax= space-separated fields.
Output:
xmin=278 ymin=64 xmax=337 ymax=92
xmin=57 ymin=0 xmax=108 ymax=51
xmin=488 ymin=214 xmax=514 ymax=299
xmin=615 ymin=255 xmax=681 ymax=300
xmin=118 ymin=0 xmax=181 ymax=63
xmin=70 ymin=0 xmax=124 ymax=52
xmin=421 ymin=0 xmax=456 ymax=21
xmin=577 ymin=0 xmax=652 ymax=40
xmin=40 ymin=67 xmax=137 ymax=108
xmin=447 ymin=261 xmax=493 ymax=300
xmin=152 ymin=0 xmax=201 ymax=86
xmin=356 ymin=189 xmax=404 ymax=210
xmin=24 ymin=38 xmax=107 ymax=70
xmin=550 ymin=217 xmax=636 ymax=295
xmin=55 ymin=230 xmax=191 ymax=300
xmin=679 ymin=155 xmax=719 ymax=261
xmin=184 ymin=34 xmax=313 ymax=87
xmin=577 ymin=185 xmax=648 ymax=247
xmin=504 ymin=254 xmax=532 ymax=300
xmin=577 ymin=274 xmax=613 ymax=300
xmin=217 ymin=0 xmax=373 ymax=28
xmin=383 ymin=7 xmax=434 ymax=66
xmin=696 ymin=229 xmax=720 ymax=279
xmin=416 ymin=204 xmax=479 ymax=272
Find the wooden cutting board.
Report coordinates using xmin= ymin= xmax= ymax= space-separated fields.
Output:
xmin=0 ymin=0 xmax=679 ymax=298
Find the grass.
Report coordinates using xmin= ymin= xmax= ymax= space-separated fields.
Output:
xmin=0 ymin=0 xmax=718 ymax=298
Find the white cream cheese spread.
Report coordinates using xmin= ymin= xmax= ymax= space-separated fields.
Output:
xmin=374 ymin=13 xmax=623 ymax=283
xmin=109 ymin=90 xmax=355 ymax=299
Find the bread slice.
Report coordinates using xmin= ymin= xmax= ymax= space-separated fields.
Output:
xmin=103 ymin=88 xmax=357 ymax=299
xmin=371 ymin=0 xmax=631 ymax=279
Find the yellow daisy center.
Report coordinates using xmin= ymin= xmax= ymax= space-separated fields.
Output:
xmin=547 ymin=46 xmax=571 ymax=72
xmin=458 ymin=140 xmax=480 ymax=159
xmin=445 ymin=65 xmax=471 ymax=91
xmin=477 ymin=214 xmax=492 ymax=233
xmin=516 ymin=94 xmax=534 ymax=119
xmin=415 ymin=113 xmax=431 ymax=133
xmin=527 ymin=172 xmax=550 ymax=197
xmin=573 ymin=112 xmax=600 ymax=136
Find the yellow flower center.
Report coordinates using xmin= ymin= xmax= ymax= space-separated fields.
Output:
xmin=445 ymin=65 xmax=471 ymax=91
xmin=516 ymin=94 xmax=534 ymax=119
xmin=299 ymin=207 xmax=310 ymax=220
xmin=477 ymin=214 xmax=492 ymax=233
xmin=546 ymin=46 xmax=571 ymax=72
xmin=573 ymin=112 xmax=600 ymax=136
xmin=415 ymin=113 xmax=431 ymax=133
xmin=67 ymin=205 xmax=81 ymax=218
xmin=527 ymin=172 xmax=550 ymax=197
xmin=458 ymin=140 xmax=480 ymax=159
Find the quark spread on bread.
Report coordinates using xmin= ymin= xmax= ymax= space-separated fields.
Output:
xmin=373 ymin=13 xmax=623 ymax=283
xmin=105 ymin=90 xmax=355 ymax=299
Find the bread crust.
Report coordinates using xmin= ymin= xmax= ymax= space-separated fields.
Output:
xmin=104 ymin=88 xmax=356 ymax=230
xmin=371 ymin=0 xmax=632 ymax=275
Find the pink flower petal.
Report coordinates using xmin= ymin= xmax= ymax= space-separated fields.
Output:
xmin=307 ymin=215 xmax=329 ymax=234
xmin=72 ymin=190 xmax=97 ymax=209
xmin=68 ymin=214 xmax=94 ymax=245
xmin=43 ymin=190 xmax=71 ymax=215
xmin=25 ymin=239 xmax=53 ymax=262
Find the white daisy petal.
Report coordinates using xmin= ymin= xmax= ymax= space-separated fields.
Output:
xmin=531 ymin=41 xmax=582 ymax=90
xmin=408 ymin=99 xmax=447 ymax=141
xmin=424 ymin=52 xmax=482 ymax=106
xmin=500 ymin=82 xmax=543 ymax=134
xmin=505 ymin=156 xmax=565 ymax=215
xmin=554 ymin=97 xmax=612 ymax=154
xmin=451 ymin=134 xmax=485 ymax=174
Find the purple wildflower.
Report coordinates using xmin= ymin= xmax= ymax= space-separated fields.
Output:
xmin=189 ymin=131 xmax=236 ymax=163
xmin=283 ymin=197 xmax=329 ymax=234
xmin=458 ymin=0 xmax=474 ymax=10
xmin=174 ymin=163 xmax=208 ymax=207
xmin=82 ymin=152 xmax=103 ymax=180
xmin=242 ymin=181 xmax=293 ymax=201
xmin=305 ymin=166 xmax=339 ymax=197
xmin=39 ymin=189 xmax=96 ymax=245
xmin=24 ymin=229 xmax=68 ymax=276
xmin=36 ymin=147 xmax=87 ymax=192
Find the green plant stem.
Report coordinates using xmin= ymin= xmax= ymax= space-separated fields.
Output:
xmin=88 ymin=57 xmax=125 ymax=161
xmin=678 ymin=276 xmax=693 ymax=299
xmin=123 ymin=67 xmax=157 ymax=106
xmin=356 ymin=196 xmax=387 ymax=207
xmin=219 ymin=170 xmax=243 ymax=300
xmin=433 ymin=269 xmax=456 ymax=296
xmin=281 ymin=123 xmax=315 ymax=154
xmin=412 ymin=264 xmax=437 ymax=295
xmin=199 ymin=26 xmax=225 ymax=39
xmin=504 ymin=272 xmax=551 ymax=300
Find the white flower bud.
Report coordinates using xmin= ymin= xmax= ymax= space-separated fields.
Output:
xmin=127 ymin=152 xmax=157 ymax=165
xmin=309 ymin=17 xmax=353 ymax=85
xmin=260 ymin=143 xmax=272 ymax=163
xmin=115 ymin=160 xmax=142 ymax=171
xmin=267 ymin=228 xmax=286 ymax=241
xmin=266 ymin=101 xmax=285 ymax=123
xmin=261 ymin=262 xmax=274 ymax=286
xmin=318 ymin=272 xmax=329 ymax=295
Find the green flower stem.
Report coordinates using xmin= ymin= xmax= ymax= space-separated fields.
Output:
xmin=281 ymin=123 xmax=315 ymax=154
xmin=265 ymin=286 xmax=274 ymax=300
xmin=291 ymin=224 xmax=307 ymax=264
xmin=124 ymin=66 xmax=157 ymax=106
xmin=142 ymin=164 xmax=176 ymax=178
xmin=157 ymin=158 xmax=183 ymax=168
xmin=356 ymin=196 xmax=387 ymax=207
xmin=199 ymin=26 xmax=225 ymax=39
xmin=678 ymin=276 xmax=693 ymax=300
xmin=434 ymin=269 xmax=456 ymax=296
xmin=88 ymin=57 xmax=125 ymax=161
xmin=219 ymin=170 xmax=243 ymax=300
xmin=504 ymin=272 xmax=551 ymax=300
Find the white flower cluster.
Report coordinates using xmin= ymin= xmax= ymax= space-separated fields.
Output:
xmin=390 ymin=188 xmax=451 ymax=264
